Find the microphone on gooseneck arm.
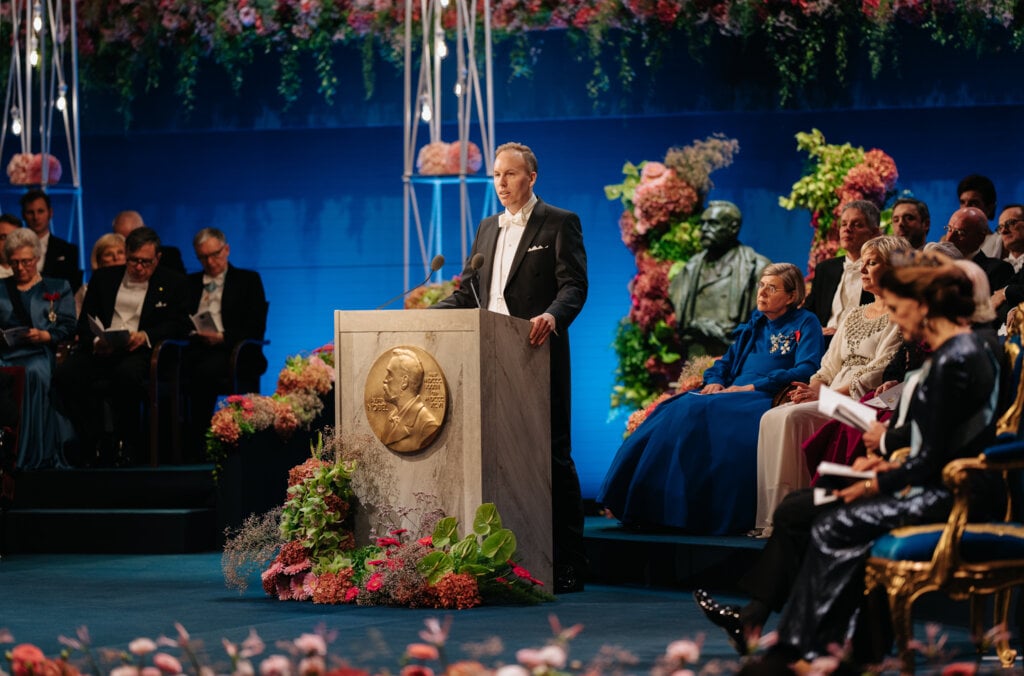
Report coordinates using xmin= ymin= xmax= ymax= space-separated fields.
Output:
xmin=465 ymin=254 xmax=485 ymax=309
xmin=374 ymin=254 xmax=445 ymax=310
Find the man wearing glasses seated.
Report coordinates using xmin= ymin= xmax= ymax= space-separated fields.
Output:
xmin=56 ymin=227 xmax=190 ymax=466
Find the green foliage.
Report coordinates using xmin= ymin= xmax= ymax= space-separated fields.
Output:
xmin=611 ymin=318 xmax=683 ymax=411
xmin=416 ymin=503 xmax=538 ymax=600
xmin=778 ymin=128 xmax=865 ymax=235
xmin=279 ymin=459 xmax=357 ymax=564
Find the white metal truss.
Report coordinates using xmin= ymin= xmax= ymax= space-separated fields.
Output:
xmin=402 ymin=0 xmax=496 ymax=291
xmin=0 ymin=0 xmax=84 ymax=264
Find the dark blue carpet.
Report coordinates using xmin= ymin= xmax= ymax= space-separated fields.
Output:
xmin=0 ymin=552 xmax=1006 ymax=674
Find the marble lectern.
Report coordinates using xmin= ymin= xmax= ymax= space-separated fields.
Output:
xmin=333 ymin=308 xmax=553 ymax=587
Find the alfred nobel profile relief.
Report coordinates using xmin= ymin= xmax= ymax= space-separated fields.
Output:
xmin=364 ymin=346 xmax=447 ymax=453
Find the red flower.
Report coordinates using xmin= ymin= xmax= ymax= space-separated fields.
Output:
xmin=794 ymin=330 xmax=801 ymax=342
xmin=365 ymin=572 xmax=383 ymax=591
xmin=417 ymin=536 xmax=433 ymax=546
xmin=43 ymin=292 xmax=61 ymax=302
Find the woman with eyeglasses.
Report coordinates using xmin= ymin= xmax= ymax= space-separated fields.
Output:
xmin=0 ymin=228 xmax=76 ymax=469
xmin=597 ymin=262 xmax=824 ymax=534
xmin=752 ymin=235 xmax=906 ymax=537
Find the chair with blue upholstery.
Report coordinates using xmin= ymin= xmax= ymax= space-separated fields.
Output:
xmin=864 ymin=311 xmax=1024 ymax=673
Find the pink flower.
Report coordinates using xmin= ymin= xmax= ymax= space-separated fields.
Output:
xmin=6 ymin=153 xmax=62 ymax=185
xmin=142 ymin=667 xmax=162 ymax=676
xmin=941 ymin=663 xmax=978 ymax=676
xmin=494 ymin=668 xmax=529 ymax=676
xmin=405 ymin=644 xmax=439 ymax=661
xmin=632 ymin=167 xmax=699 ymax=233
xmin=293 ymin=633 xmax=327 ymax=657
xmin=153 ymin=652 xmax=183 ymax=674
xmin=260 ymin=655 xmax=292 ymax=676
xmin=344 ymin=587 xmax=359 ymax=602
xmin=515 ymin=645 xmax=565 ymax=669
xmin=445 ymin=141 xmax=483 ymax=174
xmin=365 ymin=572 xmax=383 ymax=591
xmin=129 ymin=638 xmax=158 ymax=655
xmin=665 ymin=639 xmax=701 ymax=663
xmin=416 ymin=143 xmax=449 ymax=176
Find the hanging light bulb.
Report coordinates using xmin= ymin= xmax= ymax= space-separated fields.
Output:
xmin=439 ymin=0 xmax=449 ymax=7
xmin=29 ymin=36 xmax=39 ymax=66
xmin=419 ymin=95 xmax=432 ymax=123
xmin=435 ymin=34 xmax=447 ymax=59
xmin=32 ymin=2 xmax=43 ymax=32
xmin=56 ymin=84 xmax=67 ymax=111
xmin=11 ymin=107 xmax=22 ymax=136
xmin=453 ymin=81 xmax=463 ymax=97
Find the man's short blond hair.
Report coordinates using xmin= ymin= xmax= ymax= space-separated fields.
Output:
xmin=495 ymin=142 xmax=538 ymax=175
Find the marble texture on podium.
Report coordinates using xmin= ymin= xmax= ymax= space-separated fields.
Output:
xmin=334 ymin=308 xmax=553 ymax=588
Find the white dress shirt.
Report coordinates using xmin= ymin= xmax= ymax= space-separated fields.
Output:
xmin=487 ymin=194 xmax=537 ymax=316
xmin=197 ymin=270 xmax=227 ymax=332
xmin=827 ymin=257 xmax=864 ymax=329
xmin=112 ymin=278 xmax=148 ymax=332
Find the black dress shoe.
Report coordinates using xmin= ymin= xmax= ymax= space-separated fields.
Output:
xmin=693 ymin=589 xmax=747 ymax=655
xmin=554 ymin=565 xmax=584 ymax=594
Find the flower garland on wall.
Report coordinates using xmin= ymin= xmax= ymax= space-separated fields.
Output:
xmin=11 ymin=1 xmax=1021 ymax=121
xmin=205 ymin=344 xmax=335 ymax=477
xmin=604 ymin=135 xmax=739 ymax=413
xmin=778 ymin=128 xmax=900 ymax=279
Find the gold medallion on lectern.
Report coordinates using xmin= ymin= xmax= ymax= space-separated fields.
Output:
xmin=364 ymin=346 xmax=448 ymax=453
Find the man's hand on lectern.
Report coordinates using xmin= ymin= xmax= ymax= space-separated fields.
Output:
xmin=529 ymin=313 xmax=557 ymax=346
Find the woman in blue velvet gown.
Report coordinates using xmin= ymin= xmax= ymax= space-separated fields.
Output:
xmin=598 ymin=262 xmax=824 ymax=534
xmin=0 ymin=229 xmax=76 ymax=469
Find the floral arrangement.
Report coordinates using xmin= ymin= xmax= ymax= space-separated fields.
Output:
xmin=6 ymin=153 xmax=62 ymax=185
xmin=778 ymin=128 xmax=899 ymax=278
xmin=3 ymin=617 xmax=1015 ymax=676
xmin=205 ymin=344 xmax=335 ymax=477
xmin=405 ymin=276 xmax=459 ymax=309
xmin=604 ymin=135 xmax=739 ymax=413
xmin=12 ymin=1 xmax=1019 ymax=123
xmin=416 ymin=141 xmax=484 ymax=176
xmin=223 ymin=431 xmax=550 ymax=609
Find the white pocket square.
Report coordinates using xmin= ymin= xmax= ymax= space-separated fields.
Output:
xmin=527 ymin=244 xmax=548 ymax=252
xmin=155 ymin=301 xmax=168 ymax=308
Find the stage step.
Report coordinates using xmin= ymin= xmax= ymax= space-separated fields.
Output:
xmin=1 ymin=465 xmax=219 ymax=554
xmin=583 ymin=516 xmax=765 ymax=590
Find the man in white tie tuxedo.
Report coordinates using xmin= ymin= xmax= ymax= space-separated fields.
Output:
xmin=185 ymin=227 xmax=268 ymax=461
xmin=434 ymin=141 xmax=589 ymax=593
xmin=803 ymin=200 xmax=881 ymax=338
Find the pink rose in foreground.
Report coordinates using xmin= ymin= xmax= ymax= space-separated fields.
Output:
xmin=665 ymin=639 xmax=701 ymax=663
xmin=153 ymin=652 xmax=183 ymax=674
xmin=129 ymin=638 xmax=158 ymax=655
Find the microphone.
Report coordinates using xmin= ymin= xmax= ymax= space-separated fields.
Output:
xmin=463 ymin=254 xmax=485 ymax=308
xmin=375 ymin=254 xmax=445 ymax=310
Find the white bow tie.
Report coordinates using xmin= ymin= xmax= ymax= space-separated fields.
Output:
xmin=843 ymin=258 xmax=861 ymax=272
xmin=502 ymin=210 xmax=526 ymax=228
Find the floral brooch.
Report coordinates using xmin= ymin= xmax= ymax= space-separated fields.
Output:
xmin=769 ymin=330 xmax=800 ymax=355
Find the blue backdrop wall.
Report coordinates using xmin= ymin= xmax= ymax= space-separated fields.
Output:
xmin=6 ymin=34 xmax=1023 ymax=496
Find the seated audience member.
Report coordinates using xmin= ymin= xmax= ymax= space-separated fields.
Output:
xmin=597 ymin=263 xmax=824 ymax=534
xmin=957 ymin=173 xmax=1002 ymax=259
xmin=20 ymin=189 xmax=83 ymax=292
xmin=752 ymin=235 xmax=905 ymax=536
xmin=0 ymin=229 xmax=76 ymax=469
xmin=0 ymin=214 xmax=23 ymax=279
xmin=803 ymin=200 xmax=880 ymax=336
xmin=75 ymin=233 xmax=127 ymax=316
xmin=668 ymin=200 xmax=770 ymax=358
xmin=185 ymin=227 xmax=268 ymax=460
xmin=696 ymin=252 xmax=1004 ymax=664
xmin=890 ymin=197 xmax=930 ymax=249
xmin=991 ymin=204 xmax=1024 ymax=313
xmin=944 ymin=206 xmax=1013 ymax=301
xmin=56 ymin=227 xmax=189 ymax=466
xmin=112 ymin=210 xmax=186 ymax=274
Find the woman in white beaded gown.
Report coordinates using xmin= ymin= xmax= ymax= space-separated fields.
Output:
xmin=752 ymin=235 xmax=906 ymax=536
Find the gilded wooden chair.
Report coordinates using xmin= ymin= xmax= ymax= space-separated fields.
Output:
xmin=864 ymin=308 xmax=1024 ymax=673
